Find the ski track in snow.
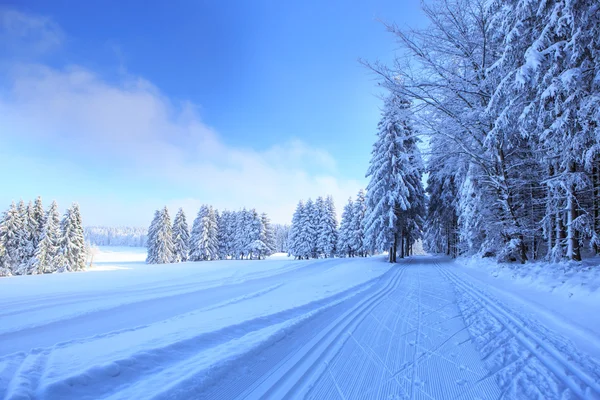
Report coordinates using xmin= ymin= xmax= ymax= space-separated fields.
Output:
xmin=435 ymin=262 xmax=600 ymax=399
xmin=1 ymin=255 xmax=600 ymax=399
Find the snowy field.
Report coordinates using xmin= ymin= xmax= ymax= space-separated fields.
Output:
xmin=1 ymin=249 xmax=600 ymax=399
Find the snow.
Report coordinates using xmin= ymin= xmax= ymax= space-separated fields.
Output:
xmin=2 ymin=251 xmax=600 ymax=399
xmin=0 ymin=247 xmax=392 ymax=399
xmin=453 ymin=256 xmax=600 ymax=359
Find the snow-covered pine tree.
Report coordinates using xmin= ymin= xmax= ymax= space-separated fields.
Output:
xmin=216 ymin=210 xmax=228 ymax=260
xmin=154 ymin=206 xmax=174 ymax=264
xmin=317 ymin=196 xmax=338 ymax=258
xmin=207 ymin=206 xmax=219 ymax=260
xmin=299 ymin=199 xmax=318 ymax=259
xmin=260 ymin=213 xmax=276 ymax=257
xmin=189 ymin=205 xmax=219 ymax=261
xmin=0 ymin=202 xmax=24 ymax=276
xmin=146 ymin=210 xmax=161 ymax=264
xmin=30 ymin=201 xmax=61 ymax=274
xmin=364 ymin=93 xmax=424 ymax=262
xmin=337 ymin=198 xmax=354 ymax=257
xmin=57 ymin=203 xmax=87 ymax=272
xmin=314 ymin=196 xmax=327 ymax=258
xmin=246 ymin=209 xmax=267 ymax=259
xmin=14 ymin=200 xmax=33 ymax=274
xmin=350 ymin=190 xmax=366 ymax=257
xmin=288 ymin=201 xmax=304 ymax=259
xmin=172 ymin=208 xmax=190 ymax=263
xmin=32 ymin=196 xmax=46 ymax=247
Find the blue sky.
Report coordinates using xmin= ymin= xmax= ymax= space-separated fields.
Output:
xmin=0 ymin=1 xmax=425 ymax=226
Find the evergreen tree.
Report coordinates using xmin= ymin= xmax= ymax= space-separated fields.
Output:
xmin=189 ymin=205 xmax=218 ymax=261
xmin=350 ymin=190 xmax=366 ymax=257
xmin=260 ymin=213 xmax=276 ymax=256
xmin=0 ymin=202 xmax=24 ymax=275
xmin=288 ymin=201 xmax=304 ymax=259
xmin=317 ymin=196 xmax=338 ymax=258
xmin=146 ymin=210 xmax=161 ymax=264
xmin=337 ymin=198 xmax=354 ymax=257
xmin=31 ymin=201 xmax=61 ymax=274
xmin=57 ymin=203 xmax=87 ymax=272
xmin=172 ymin=208 xmax=190 ymax=263
xmin=32 ymin=196 xmax=46 ymax=248
xmin=364 ymin=94 xmax=424 ymax=262
xmin=154 ymin=206 xmax=174 ymax=264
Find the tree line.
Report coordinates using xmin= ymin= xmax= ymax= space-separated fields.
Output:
xmin=0 ymin=198 xmax=87 ymax=276
xmin=145 ymin=206 xmax=279 ymax=264
xmin=84 ymin=226 xmax=147 ymax=247
xmin=364 ymin=0 xmax=599 ymax=263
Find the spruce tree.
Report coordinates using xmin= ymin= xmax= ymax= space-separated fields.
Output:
xmin=364 ymin=94 xmax=424 ymax=262
xmin=288 ymin=201 xmax=304 ymax=259
xmin=154 ymin=206 xmax=174 ymax=264
xmin=146 ymin=210 xmax=161 ymax=264
xmin=317 ymin=196 xmax=338 ymax=258
xmin=260 ymin=213 xmax=276 ymax=256
xmin=0 ymin=202 xmax=23 ymax=275
xmin=172 ymin=208 xmax=190 ymax=263
xmin=350 ymin=190 xmax=366 ymax=257
xmin=58 ymin=203 xmax=87 ymax=272
xmin=31 ymin=201 xmax=61 ymax=274
xmin=337 ymin=198 xmax=354 ymax=257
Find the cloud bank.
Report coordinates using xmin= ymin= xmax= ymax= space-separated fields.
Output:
xmin=0 ymin=10 xmax=362 ymax=226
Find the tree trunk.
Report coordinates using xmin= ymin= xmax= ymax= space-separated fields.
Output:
xmin=567 ymin=161 xmax=581 ymax=261
xmin=594 ymin=156 xmax=600 ymax=254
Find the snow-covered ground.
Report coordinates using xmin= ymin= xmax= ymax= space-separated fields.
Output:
xmin=454 ymin=257 xmax=600 ymax=359
xmin=1 ymin=249 xmax=599 ymax=399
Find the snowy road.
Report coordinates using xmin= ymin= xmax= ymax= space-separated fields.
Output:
xmin=1 ymin=254 xmax=600 ymax=399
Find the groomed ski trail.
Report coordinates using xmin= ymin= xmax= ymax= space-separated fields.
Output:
xmin=436 ymin=261 xmax=600 ymax=399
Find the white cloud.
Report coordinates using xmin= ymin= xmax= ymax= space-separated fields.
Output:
xmin=0 ymin=63 xmax=363 ymax=225
xmin=0 ymin=8 xmax=63 ymax=56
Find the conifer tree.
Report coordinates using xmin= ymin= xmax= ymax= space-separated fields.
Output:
xmin=172 ymin=208 xmax=190 ymax=263
xmin=337 ymin=198 xmax=354 ymax=257
xmin=260 ymin=213 xmax=276 ymax=256
xmin=364 ymin=94 xmax=424 ymax=262
xmin=154 ymin=206 xmax=174 ymax=264
xmin=57 ymin=203 xmax=87 ymax=272
xmin=146 ymin=210 xmax=161 ymax=264
xmin=350 ymin=190 xmax=366 ymax=257
xmin=0 ymin=202 xmax=24 ymax=275
xmin=288 ymin=201 xmax=304 ymax=259
xmin=31 ymin=201 xmax=61 ymax=274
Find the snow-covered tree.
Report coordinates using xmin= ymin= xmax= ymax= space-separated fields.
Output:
xmin=288 ymin=201 xmax=305 ymax=259
xmin=57 ymin=203 xmax=87 ymax=272
xmin=189 ymin=205 xmax=219 ymax=261
xmin=30 ymin=201 xmax=61 ymax=274
xmin=172 ymin=208 xmax=190 ymax=263
xmin=153 ymin=207 xmax=174 ymax=264
xmin=337 ymin=198 xmax=354 ymax=257
xmin=364 ymin=94 xmax=425 ymax=262
xmin=260 ymin=213 xmax=276 ymax=257
xmin=348 ymin=190 xmax=366 ymax=257
xmin=317 ymin=196 xmax=338 ymax=258
xmin=146 ymin=210 xmax=161 ymax=264
xmin=0 ymin=202 xmax=24 ymax=275
xmin=85 ymin=226 xmax=147 ymax=247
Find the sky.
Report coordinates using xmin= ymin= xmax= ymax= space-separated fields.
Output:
xmin=0 ymin=0 xmax=426 ymax=226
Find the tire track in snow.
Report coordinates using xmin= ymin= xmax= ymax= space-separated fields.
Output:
xmin=436 ymin=262 xmax=600 ymax=399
